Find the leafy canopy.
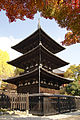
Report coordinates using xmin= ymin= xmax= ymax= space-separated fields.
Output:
xmin=0 ymin=0 xmax=80 ymax=45
xmin=0 ymin=0 xmax=79 ymax=22
xmin=61 ymin=32 xmax=80 ymax=46
xmin=65 ymin=80 xmax=80 ymax=96
xmin=64 ymin=64 xmax=80 ymax=79
xmin=63 ymin=65 xmax=80 ymax=96
xmin=0 ymin=49 xmax=14 ymax=79
xmin=0 ymin=49 xmax=14 ymax=89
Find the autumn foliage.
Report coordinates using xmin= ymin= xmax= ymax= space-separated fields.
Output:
xmin=0 ymin=0 xmax=80 ymax=45
xmin=0 ymin=0 xmax=79 ymax=22
xmin=62 ymin=32 xmax=80 ymax=46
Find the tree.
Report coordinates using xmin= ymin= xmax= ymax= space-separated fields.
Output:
xmin=61 ymin=32 xmax=80 ymax=46
xmin=14 ymin=67 xmax=24 ymax=77
xmin=0 ymin=49 xmax=14 ymax=79
xmin=62 ymin=65 xmax=80 ymax=96
xmin=0 ymin=0 xmax=79 ymax=22
xmin=64 ymin=65 xmax=80 ymax=79
xmin=53 ymin=2 xmax=80 ymax=46
xmin=41 ymin=0 xmax=80 ymax=45
xmin=65 ymin=80 xmax=80 ymax=96
xmin=0 ymin=0 xmax=79 ymax=45
xmin=0 ymin=49 xmax=14 ymax=89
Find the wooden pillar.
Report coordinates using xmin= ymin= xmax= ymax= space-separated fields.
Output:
xmin=68 ymin=97 xmax=71 ymax=112
xmin=38 ymin=26 xmax=41 ymax=94
xmin=39 ymin=66 xmax=41 ymax=94
xmin=11 ymin=94 xmax=13 ymax=110
xmin=26 ymin=93 xmax=29 ymax=115
xmin=58 ymin=97 xmax=60 ymax=113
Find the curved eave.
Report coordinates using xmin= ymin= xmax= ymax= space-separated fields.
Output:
xmin=41 ymin=44 xmax=69 ymax=68
xmin=3 ymin=68 xmax=39 ymax=85
xmin=11 ymin=28 xmax=65 ymax=54
xmin=3 ymin=67 xmax=73 ymax=85
xmin=8 ymin=45 xmax=40 ymax=69
xmin=41 ymin=67 xmax=74 ymax=84
xmin=40 ymin=28 xmax=65 ymax=53
xmin=11 ymin=29 xmax=39 ymax=53
xmin=8 ymin=44 xmax=69 ymax=70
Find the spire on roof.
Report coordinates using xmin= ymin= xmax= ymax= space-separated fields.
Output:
xmin=38 ymin=18 xmax=41 ymax=29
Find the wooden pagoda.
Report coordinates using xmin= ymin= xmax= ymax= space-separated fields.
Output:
xmin=3 ymin=26 xmax=73 ymax=94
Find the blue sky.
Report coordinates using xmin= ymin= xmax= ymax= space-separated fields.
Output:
xmin=0 ymin=10 xmax=80 ymax=71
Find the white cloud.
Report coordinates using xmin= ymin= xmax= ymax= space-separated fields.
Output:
xmin=0 ymin=36 xmax=22 ymax=60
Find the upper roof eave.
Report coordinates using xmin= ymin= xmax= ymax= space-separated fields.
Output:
xmin=11 ymin=28 xmax=65 ymax=54
xmin=11 ymin=28 xmax=39 ymax=51
xmin=40 ymin=28 xmax=65 ymax=50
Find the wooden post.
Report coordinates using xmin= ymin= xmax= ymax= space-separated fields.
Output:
xmin=41 ymin=96 xmax=44 ymax=115
xmin=26 ymin=93 xmax=29 ymax=115
xmin=39 ymin=66 xmax=41 ymax=94
xmin=68 ymin=97 xmax=71 ymax=112
xmin=11 ymin=94 xmax=13 ymax=110
xmin=20 ymin=94 xmax=22 ymax=110
xmin=39 ymin=28 xmax=41 ymax=94
xmin=58 ymin=97 xmax=60 ymax=113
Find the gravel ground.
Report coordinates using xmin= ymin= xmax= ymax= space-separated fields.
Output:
xmin=0 ymin=110 xmax=80 ymax=120
xmin=60 ymin=115 xmax=80 ymax=120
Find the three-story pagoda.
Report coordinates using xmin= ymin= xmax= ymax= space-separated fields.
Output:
xmin=3 ymin=26 xmax=73 ymax=94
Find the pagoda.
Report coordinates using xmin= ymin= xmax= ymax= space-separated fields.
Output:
xmin=3 ymin=25 xmax=73 ymax=94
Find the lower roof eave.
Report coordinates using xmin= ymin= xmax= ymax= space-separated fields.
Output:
xmin=3 ymin=67 xmax=74 ymax=85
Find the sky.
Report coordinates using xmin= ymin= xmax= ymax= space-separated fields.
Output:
xmin=0 ymin=10 xmax=80 ymax=71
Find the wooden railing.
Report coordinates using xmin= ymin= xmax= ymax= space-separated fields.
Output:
xmin=29 ymin=94 xmax=80 ymax=115
xmin=0 ymin=92 xmax=29 ymax=112
xmin=10 ymin=93 xmax=29 ymax=111
xmin=0 ymin=92 xmax=80 ymax=116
